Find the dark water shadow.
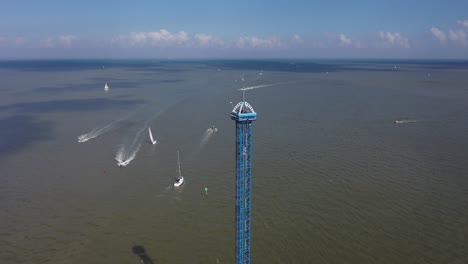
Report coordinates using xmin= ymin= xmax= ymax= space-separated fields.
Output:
xmin=0 ymin=59 xmax=171 ymax=72
xmin=113 ymin=94 xmax=133 ymax=99
xmin=87 ymin=77 xmax=122 ymax=83
xmin=342 ymin=60 xmax=468 ymax=70
xmin=196 ymin=60 xmax=404 ymax=73
xmin=416 ymin=61 xmax=468 ymax=70
xmin=0 ymin=115 xmax=53 ymax=158
xmin=132 ymin=245 xmax=154 ymax=264
xmin=33 ymin=83 xmax=105 ymax=93
xmin=345 ymin=59 xmax=468 ymax=70
xmin=4 ymin=59 xmax=465 ymax=73
xmin=0 ymin=60 xmax=192 ymax=73
xmin=125 ymin=66 xmax=187 ymax=73
xmin=0 ymin=98 xmax=144 ymax=113
xmin=109 ymin=79 xmax=183 ymax=88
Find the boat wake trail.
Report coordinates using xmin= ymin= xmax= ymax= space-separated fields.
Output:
xmin=395 ymin=119 xmax=418 ymax=124
xmin=114 ymin=144 xmax=141 ymax=167
xmin=78 ymin=121 xmax=118 ymax=143
xmin=114 ymin=109 xmax=165 ymax=166
xmin=78 ymin=111 xmax=137 ymax=143
xmin=114 ymin=124 xmax=147 ymax=167
xmin=239 ymin=82 xmax=284 ymax=91
xmin=197 ymin=128 xmax=216 ymax=152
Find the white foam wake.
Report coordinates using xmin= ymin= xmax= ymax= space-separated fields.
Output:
xmin=239 ymin=82 xmax=283 ymax=91
xmin=113 ymin=106 xmax=168 ymax=166
xmin=199 ymin=128 xmax=216 ymax=150
xmin=77 ymin=111 xmax=136 ymax=143
xmin=114 ymin=143 xmax=141 ymax=167
xmin=395 ymin=119 xmax=418 ymax=124
xmin=78 ymin=123 xmax=115 ymax=143
xmin=114 ymin=124 xmax=147 ymax=166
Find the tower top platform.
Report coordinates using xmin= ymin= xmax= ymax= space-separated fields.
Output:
xmin=231 ymin=101 xmax=257 ymax=122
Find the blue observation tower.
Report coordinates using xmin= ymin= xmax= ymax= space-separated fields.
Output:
xmin=230 ymin=98 xmax=257 ymax=264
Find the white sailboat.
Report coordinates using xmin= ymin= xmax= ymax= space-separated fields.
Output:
xmin=148 ymin=127 xmax=157 ymax=145
xmin=174 ymin=151 xmax=184 ymax=187
xmin=104 ymin=83 xmax=109 ymax=92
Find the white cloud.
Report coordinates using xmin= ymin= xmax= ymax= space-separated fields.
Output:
xmin=127 ymin=32 xmax=147 ymax=46
xmin=458 ymin=20 xmax=468 ymax=27
xmin=112 ymin=32 xmax=147 ymax=46
xmin=339 ymin=33 xmax=352 ymax=46
xmin=378 ymin=31 xmax=410 ymax=48
xmin=40 ymin=35 xmax=78 ymax=48
xmin=292 ymin=34 xmax=304 ymax=44
xmin=59 ymin=35 xmax=77 ymax=47
xmin=193 ymin=34 xmax=224 ymax=47
xmin=147 ymin=29 xmax=189 ymax=46
xmin=448 ymin=29 xmax=468 ymax=46
xmin=113 ymin=29 xmax=190 ymax=47
xmin=236 ymin=36 xmax=282 ymax=48
xmin=430 ymin=27 xmax=447 ymax=42
xmin=113 ymin=29 xmax=283 ymax=49
xmin=40 ymin=37 xmax=55 ymax=48
xmin=325 ymin=33 xmax=367 ymax=48
xmin=431 ymin=20 xmax=468 ymax=46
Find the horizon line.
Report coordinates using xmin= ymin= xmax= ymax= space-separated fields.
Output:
xmin=1 ymin=57 xmax=468 ymax=62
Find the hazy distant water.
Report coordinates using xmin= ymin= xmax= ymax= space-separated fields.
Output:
xmin=1 ymin=59 xmax=468 ymax=263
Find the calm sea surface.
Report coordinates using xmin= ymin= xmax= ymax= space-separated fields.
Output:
xmin=1 ymin=60 xmax=468 ymax=263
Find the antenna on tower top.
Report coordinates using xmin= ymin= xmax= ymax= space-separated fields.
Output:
xmin=242 ymin=89 xmax=245 ymax=102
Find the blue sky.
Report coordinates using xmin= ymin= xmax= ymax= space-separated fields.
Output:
xmin=1 ymin=0 xmax=468 ymax=59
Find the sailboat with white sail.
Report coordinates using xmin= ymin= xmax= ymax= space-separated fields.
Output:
xmin=104 ymin=83 xmax=109 ymax=92
xmin=148 ymin=127 xmax=157 ymax=145
xmin=174 ymin=151 xmax=184 ymax=187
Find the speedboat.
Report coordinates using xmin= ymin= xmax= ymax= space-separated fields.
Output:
xmin=395 ymin=120 xmax=411 ymax=124
xmin=117 ymin=159 xmax=131 ymax=167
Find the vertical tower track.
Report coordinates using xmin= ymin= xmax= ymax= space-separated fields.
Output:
xmin=231 ymin=101 xmax=256 ymax=264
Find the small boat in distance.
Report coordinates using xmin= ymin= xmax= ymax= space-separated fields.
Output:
xmin=148 ymin=127 xmax=157 ymax=145
xmin=77 ymin=135 xmax=86 ymax=143
xmin=210 ymin=125 xmax=218 ymax=133
xmin=104 ymin=83 xmax=109 ymax=92
xmin=115 ymin=151 xmax=136 ymax=167
xmin=117 ymin=159 xmax=131 ymax=167
xmin=174 ymin=151 xmax=184 ymax=187
xmin=395 ymin=119 xmax=416 ymax=124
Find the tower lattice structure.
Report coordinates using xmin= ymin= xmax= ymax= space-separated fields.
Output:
xmin=230 ymin=100 xmax=257 ymax=264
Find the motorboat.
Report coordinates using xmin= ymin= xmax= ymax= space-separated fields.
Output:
xmin=117 ymin=159 xmax=131 ymax=167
